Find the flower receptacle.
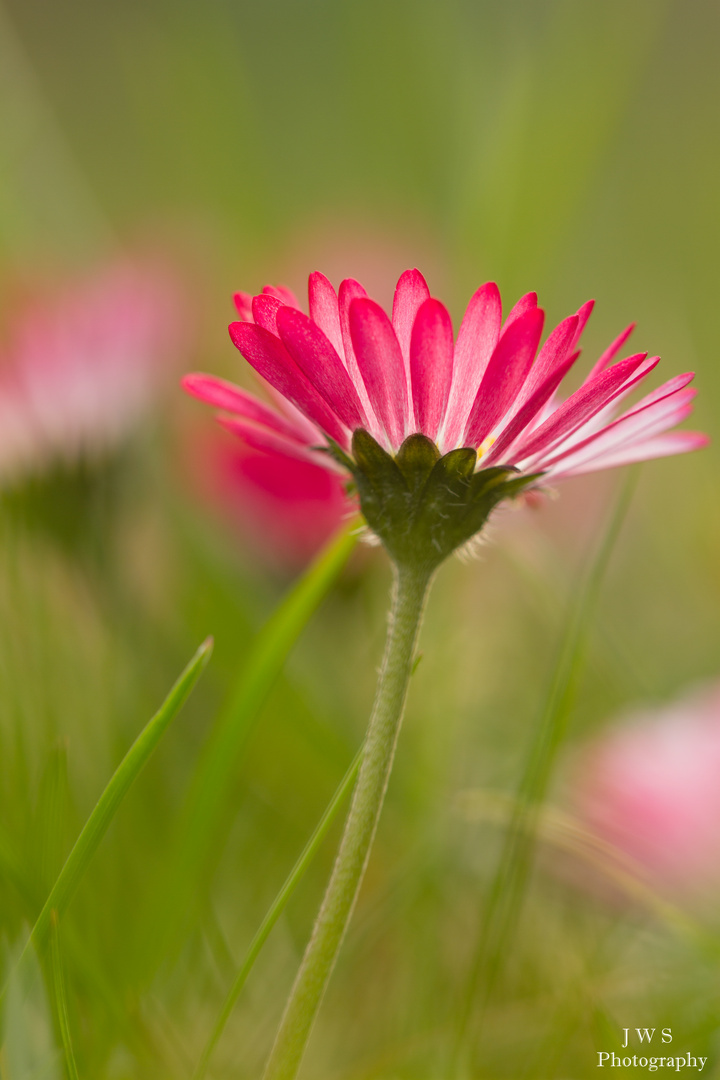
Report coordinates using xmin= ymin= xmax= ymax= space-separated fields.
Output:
xmin=334 ymin=430 xmax=538 ymax=572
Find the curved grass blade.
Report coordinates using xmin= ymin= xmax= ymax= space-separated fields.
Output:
xmin=192 ymin=744 xmax=364 ymax=1080
xmin=10 ymin=636 xmax=213 ymax=981
xmin=172 ymin=520 xmax=360 ymax=910
xmin=456 ymin=789 xmax=711 ymax=949
xmin=49 ymin=911 xmax=80 ymax=1080
xmin=452 ymin=470 xmax=638 ymax=1074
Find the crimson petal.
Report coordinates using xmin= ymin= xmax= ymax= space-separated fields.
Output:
xmin=442 ymin=282 xmax=502 ymax=449
xmin=392 ymin=269 xmax=430 ymax=428
xmin=557 ymin=431 xmax=709 ymax=477
xmin=510 ymin=353 xmax=654 ymax=465
xmin=218 ymin=415 xmax=331 ymax=467
xmin=182 ymin=373 xmax=310 ymax=444
xmin=504 ymin=291 xmax=537 ymax=329
xmin=276 ymin=306 xmax=367 ymax=433
xmin=349 ymin=297 xmax=409 ymax=448
xmin=585 ymin=323 xmax=636 ymax=382
xmin=309 ymin=272 xmax=344 ymax=360
xmin=252 ymin=294 xmax=282 ymax=335
xmin=233 ymin=291 xmax=253 ymax=321
xmin=410 ymin=298 xmax=454 ymax=442
xmin=229 ymin=321 xmax=349 ymax=447
xmin=463 ymin=306 xmax=545 ymax=447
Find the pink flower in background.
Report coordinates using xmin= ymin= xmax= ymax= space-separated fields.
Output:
xmin=187 ymin=427 xmax=354 ymax=570
xmin=0 ymin=259 xmax=185 ymax=482
xmin=183 ymin=270 xmax=706 ymax=487
xmin=571 ymin=685 xmax=720 ymax=892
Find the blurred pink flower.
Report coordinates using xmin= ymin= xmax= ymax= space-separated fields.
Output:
xmin=186 ymin=425 xmax=354 ymax=570
xmin=184 ymin=270 xmax=706 ymax=487
xmin=571 ymin=685 xmax=720 ymax=892
xmin=0 ymin=259 xmax=185 ymax=482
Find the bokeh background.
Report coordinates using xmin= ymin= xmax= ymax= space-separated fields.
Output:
xmin=1 ymin=1 xmax=720 ymax=1077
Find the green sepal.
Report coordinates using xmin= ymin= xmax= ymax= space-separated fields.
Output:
xmin=418 ymin=448 xmax=479 ymax=532
xmin=322 ymin=439 xmax=356 ymax=473
xmin=351 ymin=430 xmax=410 ymax=547
xmin=436 ymin=447 xmax=478 ymax=482
xmin=395 ymin=433 xmax=441 ymax=494
xmin=497 ymin=472 xmax=544 ymax=499
xmin=346 ymin=430 xmax=540 ymax=571
xmin=468 ymin=464 xmax=519 ymax=500
xmin=352 ymin=428 xmax=405 ymax=485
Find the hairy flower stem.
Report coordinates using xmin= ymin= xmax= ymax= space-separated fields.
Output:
xmin=262 ymin=561 xmax=433 ymax=1080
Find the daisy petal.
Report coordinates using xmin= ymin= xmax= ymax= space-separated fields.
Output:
xmin=276 ymin=306 xmax=367 ymax=432
xmin=218 ymin=414 xmax=333 ymax=468
xmin=349 ymin=297 xmax=408 ymax=448
xmin=252 ymin=294 xmax=282 ymax=335
xmin=482 ymin=351 xmax=579 ymax=466
xmin=510 ymin=353 xmax=654 ymax=465
xmin=585 ymin=323 xmax=636 ymax=382
xmin=539 ymin=381 xmax=697 ymax=474
xmin=309 ymin=272 xmax=344 ymax=360
xmin=463 ymin=306 xmax=545 ymax=447
xmin=337 ymin=278 xmax=377 ymax=422
xmin=562 ymin=354 xmax=662 ymax=448
xmin=229 ymin=321 xmax=349 ymax=446
xmin=615 ymin=371 xmax=696 ymax=422
xmin=338 ymin=278 xmax=367 ymax=359
xmin=233 ymin=291 xmax=254 ymax=321
xmin=410 ymin=298 xmax=454 ymax=442
xmin=392 ymin=269 xmax=430 ymax=428
xmin=441 ymin=282 xmax=502 ymax=449
xmin=571 ymin=299 xmax=595 ymax=348
xmin=266 ymin=387 xmax=323 ymax=443
xmin=392 ymin=269 xmax=431 ymax=360
xmin=262 ymin=284 xmax=302 ymax=308
xmin=182 ymin=373 xmax=309 ymax=443
xmin=511 ymin=313 xmax=579 ymax=414
xmin=556 ymin=431 xmax=709 ymax=477
xmin=504 ymin=291 xmax=537 ymax=328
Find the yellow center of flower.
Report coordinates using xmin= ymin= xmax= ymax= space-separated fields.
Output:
xmin=477 ymin=435 xmax=496 ymax=459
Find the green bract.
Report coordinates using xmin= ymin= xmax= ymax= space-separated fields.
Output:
xmin=330 ymin=430 xmax=539 ymax=572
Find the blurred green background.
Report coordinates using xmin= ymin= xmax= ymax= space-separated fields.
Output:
xmin=1 ymin=1 xmax=719 ymax=1077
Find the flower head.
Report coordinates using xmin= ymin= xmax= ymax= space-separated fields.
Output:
xmin=184 ymin=270 xmax=706 ymax=568
xmin=570 ymin=684 xmax=720 ymax=896
xmin=0 ymin=258 xmax=185 ymax=484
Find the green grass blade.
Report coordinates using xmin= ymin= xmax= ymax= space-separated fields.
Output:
xmin=453 ymin=471 xmax=637 ymax=1071
xmin=192 ymin=744 xmax=364 ymax=1080
xmin=49 ymin=912 xmax=80 ymax=1080
xmin=174 ymin=519 xmax=359 ymax=899
xmin=456 ymin=788 xmax=712 ymax=950
xmin=21 ymin=637 xmax=213 ymax=960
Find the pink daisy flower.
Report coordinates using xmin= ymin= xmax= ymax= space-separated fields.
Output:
xmin=0 ymin=259 xmax=185 ymax=483
xmin=571 ymin=684 xmax=720 ymax=895
xmin=184 ymin=270 xmax=706 ymax=566
xmin=185 ymin=269 xmax=704 ymax=476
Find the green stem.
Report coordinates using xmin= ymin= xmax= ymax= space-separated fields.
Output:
xmin=262 ymin=562 xmax=433 ymax=1080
